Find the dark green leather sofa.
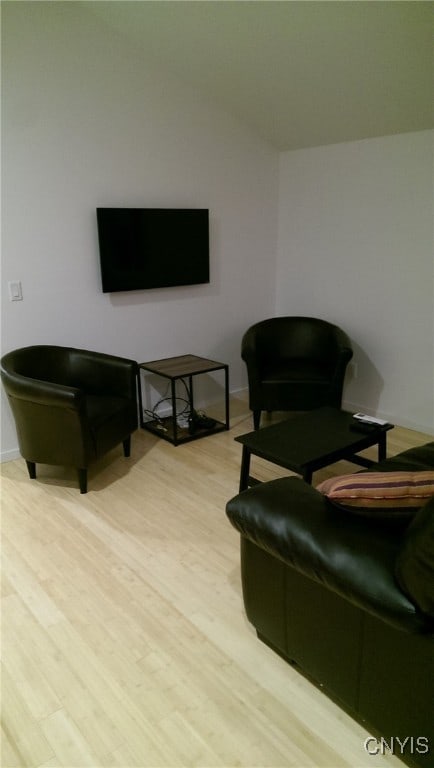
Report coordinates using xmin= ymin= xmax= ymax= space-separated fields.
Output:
xmin=1 ymin=345 xmax=138 ymax=493
xmin=226 ymin=443 xmax=434 ymax=768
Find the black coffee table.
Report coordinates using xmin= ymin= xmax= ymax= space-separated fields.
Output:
xmin=235 ymin=407 xmax=394 ymax=492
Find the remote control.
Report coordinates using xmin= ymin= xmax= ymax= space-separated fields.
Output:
xmin=352 ymin=413 xmax=388 ymax=426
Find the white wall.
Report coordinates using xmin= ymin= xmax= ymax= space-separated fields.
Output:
xmin=276 ymin=131 xmax=434 ymax=433
xmin=3 ymin=5 xmax=433 ymax=461
xmin=1 ymin=2 xmax=278 ymax=459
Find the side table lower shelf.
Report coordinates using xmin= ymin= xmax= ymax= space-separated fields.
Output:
xmin=143 ymin=415 xmax=228 ymax=445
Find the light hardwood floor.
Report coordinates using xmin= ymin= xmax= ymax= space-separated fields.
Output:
xmin=1 ymin=398 xmax=431 ymax=768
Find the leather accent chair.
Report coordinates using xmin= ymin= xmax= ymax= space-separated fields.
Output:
xmin=241 ymin=316 xmax=353 ymax=429
xmin=1 ymin=345 xmax=138 ymax=493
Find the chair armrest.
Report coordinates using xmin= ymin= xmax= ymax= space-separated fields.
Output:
xmin=333 ymin=325 xmax=353 ymax=352
xmin=69 ymin=350 xmax=138 ymax=398
xmin=331 ymin=343 xmax=353 ymax=380
xmin=241 ymin=327 xmax=263 ymax=399
xmin=2 ymin=371 xmax=83 ymax=408
xmin=241 ymin=326 xmax=260 ymax=365
xmin=328 ymin=327 xmax=353 ymax=385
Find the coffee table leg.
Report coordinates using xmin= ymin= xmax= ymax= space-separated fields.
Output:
xmin=378 ymin=432 xmax=387 ymax=462
xmin=302 ymin=468 xmax=313 ymax=485
xmin=239 ymin=446 xmax=251 ymax=492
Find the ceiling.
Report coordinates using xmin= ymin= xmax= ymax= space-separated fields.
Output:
xmin=84 ymin=1 xmax=433 ymax=151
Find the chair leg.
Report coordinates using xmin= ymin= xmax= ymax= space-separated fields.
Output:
xmin=253 ymin=410 xmax=261 ymax=430
xmin=26 ymin=460 xmax=36 ymax=479
xmin=78 ymin=468 xmax=88 ymax=494
xmin=122 ymin=436 xmax=131 ymax=457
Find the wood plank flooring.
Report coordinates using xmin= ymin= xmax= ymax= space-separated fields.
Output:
xmin=1 ymin=397 xmax=431 ymax=768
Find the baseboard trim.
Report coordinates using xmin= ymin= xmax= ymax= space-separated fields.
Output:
xmin=2 ymin=395 xmax=431 ymax=464
xmin=342 ymin=399 xmax=434 ymax=437
xmin=1 ymin=448 xmax=21 ymax=463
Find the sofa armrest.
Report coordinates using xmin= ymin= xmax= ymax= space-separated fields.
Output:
xmin=395 ymin=498 xmax=434 ymax=618
xmin=226 ymin=476 xmax=430 ymax=633
xmin=374 ymin=441 xmax=434 ymax=473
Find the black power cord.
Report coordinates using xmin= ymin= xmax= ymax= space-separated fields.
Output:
xmin=143 ymin=380 xmax=190 ymax=429
xmin=188 ymin=410 xmax=217 ymax=435
xmin=143 ymin=378 xmax=216 ymax=434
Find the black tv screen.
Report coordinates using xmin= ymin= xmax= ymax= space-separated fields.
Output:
xmin=96 ymin=208 xmax=209 ymax=292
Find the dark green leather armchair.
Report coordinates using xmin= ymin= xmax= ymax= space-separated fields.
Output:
xmin=1 ymin=345 xmax=138 ymax=493
xmin=241 ymin=316 xmax=353 ymax=429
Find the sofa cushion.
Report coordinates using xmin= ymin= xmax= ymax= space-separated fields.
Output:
xmin=316 ymin=470 xmax=434 ymax=519
xmin=395 ymin=498 xmax=434 ymax=618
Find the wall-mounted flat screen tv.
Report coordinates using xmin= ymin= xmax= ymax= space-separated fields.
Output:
xmin=96 ymin=208 xmax=209 ymax=293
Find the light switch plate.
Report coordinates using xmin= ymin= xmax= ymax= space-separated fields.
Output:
xmin=8 ymin=281 xmax=23 ymax=301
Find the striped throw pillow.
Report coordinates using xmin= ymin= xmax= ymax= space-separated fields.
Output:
xmin=317 ymin=471 xmax=434 ymax=519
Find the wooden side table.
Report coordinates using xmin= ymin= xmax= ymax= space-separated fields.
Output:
xmin=138 ymin=354 xmax=230 ymax=445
